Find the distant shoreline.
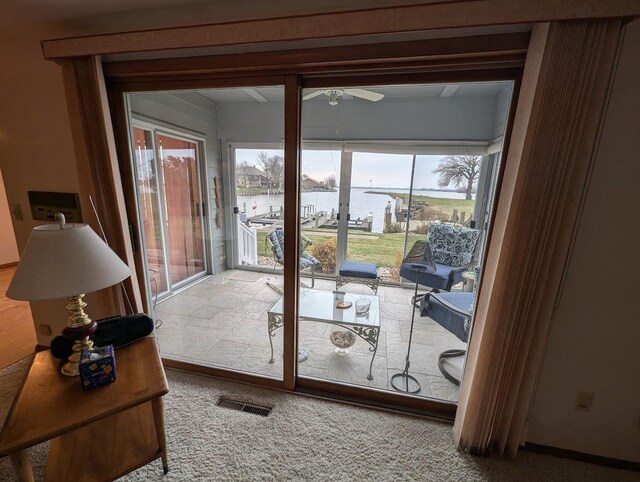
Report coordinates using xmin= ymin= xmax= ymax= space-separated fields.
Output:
xmin=358 ymin=187 xmax=473 ymax=194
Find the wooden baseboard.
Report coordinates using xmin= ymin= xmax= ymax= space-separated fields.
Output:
xmin=524 ymin=443 xmax=640 ymax=472
xmin=0 ymin=262 xmax=18 ymax=270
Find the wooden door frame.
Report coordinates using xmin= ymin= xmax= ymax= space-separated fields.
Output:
xmin=103 ymin=36 xmax=525 ymax=417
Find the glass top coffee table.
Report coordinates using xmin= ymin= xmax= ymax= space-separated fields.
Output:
xmin=267 ymin=289 xmax=381 ymax=380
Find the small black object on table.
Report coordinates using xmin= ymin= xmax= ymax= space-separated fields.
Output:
xmin=391 ymin=245 xmax=436 ymax=394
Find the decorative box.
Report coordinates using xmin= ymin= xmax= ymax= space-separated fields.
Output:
xmin=79 ymin=345 xmax=117 ymax=391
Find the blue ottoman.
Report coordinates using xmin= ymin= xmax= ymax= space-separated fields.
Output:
xmin=336 ymin=261 xmax=380 ymax=294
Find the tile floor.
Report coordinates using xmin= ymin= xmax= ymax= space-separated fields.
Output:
xmin=154 ymin=269 xmax=466 ymax=402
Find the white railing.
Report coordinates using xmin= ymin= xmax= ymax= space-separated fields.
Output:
xmin=237 ymin=220 xmax=258 ymax=265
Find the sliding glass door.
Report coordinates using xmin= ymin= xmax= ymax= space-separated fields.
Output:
xmin=157 ymin=133 xmax=206 ymax=287
xmin=132 ymin=125 xmax=207 ymax=301
xmin=297 ymin=81 xmax=513 ymax=403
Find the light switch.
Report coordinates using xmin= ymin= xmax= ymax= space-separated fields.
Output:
xmin=39 ymin=324 xmax=52 ymax=336
xmin=12 ymin=204 xmax=23 ymax=221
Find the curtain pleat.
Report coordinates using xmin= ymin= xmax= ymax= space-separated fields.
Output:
xmin=453 ymin=19 xmax=623 ymax=457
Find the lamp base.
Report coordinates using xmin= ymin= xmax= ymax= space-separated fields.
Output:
xmin=61 ymin=294 xmax=97 ymax=377
xmin=61 ymin=336 xmax=95 ymax=376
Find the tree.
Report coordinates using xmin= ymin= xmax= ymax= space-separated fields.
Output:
xmin=256 ymin=151 xmax=284 ymax=190
xmin=268 ymin=155 xmax=284 ymax=190
xmin=237 ymin=160 xmax=251 ymax=172
xmin=433 ymin=155 xmax=482 ymax=200
xmin=323 ymin=175 xmax=337 ymax=189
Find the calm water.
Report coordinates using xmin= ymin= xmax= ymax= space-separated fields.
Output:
xmin=239 ymin=187 xmax=474 ymax=233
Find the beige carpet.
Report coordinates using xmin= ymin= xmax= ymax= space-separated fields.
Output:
xmin=0 ymin=357 xmax=637 ymax=481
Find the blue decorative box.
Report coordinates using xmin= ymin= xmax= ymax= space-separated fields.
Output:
xmin=79 ymin=345 xmax=117 ymax=391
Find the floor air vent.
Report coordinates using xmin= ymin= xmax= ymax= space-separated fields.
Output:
xmin=216 ymin=398 xmax=272 ymax=417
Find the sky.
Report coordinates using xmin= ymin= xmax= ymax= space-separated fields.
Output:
xmin=235 ymin=148 xmax=446 ymax=189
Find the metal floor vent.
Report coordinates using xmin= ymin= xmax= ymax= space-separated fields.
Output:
xmin=216 ymin=398 xmax=272 ymax=417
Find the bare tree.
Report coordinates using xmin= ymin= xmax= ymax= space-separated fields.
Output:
xmin=433 ymin=155 xmax=482 ymax=200
xmin=237 ymin=160 xmax=252 ymax=175
xmin=256 ymin=151 xmax=269 ymax=172
xmin=268 ymin=155 xmax=284 ymax=190
xmin=256 ymin=151 xmax=284 ymax=190
xmin=323 ymin=175 xmax=337 ymax=189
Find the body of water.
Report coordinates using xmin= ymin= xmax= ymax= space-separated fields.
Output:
xmin=239 ymin=187 xmax=474 ymax=233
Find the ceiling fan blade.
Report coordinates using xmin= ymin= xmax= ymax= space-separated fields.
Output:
xmin=302 ymin=90 xmax=326 ymax=100
xmin=344 ymin=88 xmax=384 ymax=102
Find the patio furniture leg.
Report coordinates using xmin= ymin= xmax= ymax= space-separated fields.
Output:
xmin=267 ymin=313 xmax=283 ymax=364
xmin=438 ymin=349 xmax=466 ymax=386
xmin=367 ymin=341 xmax=378 ymax=381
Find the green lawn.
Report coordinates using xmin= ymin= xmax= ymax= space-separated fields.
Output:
xmin=257 ymin=228 xmax=423 ymax=269
xmin=255 ymin=193 xmax=474 ymax=269
xmin=368 ymin=191 xmax=475 ymax=219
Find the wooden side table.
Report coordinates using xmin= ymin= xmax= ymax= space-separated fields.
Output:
xmin=0 ymin=336 xmax=169 ymax=481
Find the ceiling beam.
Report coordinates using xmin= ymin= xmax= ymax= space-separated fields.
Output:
xmin=42 ymin=1 xmax=640 ymax=59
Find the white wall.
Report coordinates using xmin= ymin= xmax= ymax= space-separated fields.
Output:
xmin=0 ymin=169 xmax=19 ymax=265
xmin=527 ymin=19 xmax=640 ymax=463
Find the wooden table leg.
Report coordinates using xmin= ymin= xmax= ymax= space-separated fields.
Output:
xmin=151 ymin=397 xmax=169 ymax=474
xmin=10 ymin=449 xmax=35 ymax=482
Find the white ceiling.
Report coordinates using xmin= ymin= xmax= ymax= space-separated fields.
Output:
xmin=196 ymin=82 xmax=511 ymax=104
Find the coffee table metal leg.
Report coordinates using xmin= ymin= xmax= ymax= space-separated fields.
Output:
xmin=267 ymin=313 xmax=283 ymax=364
xmin=367 ymin=341 xmax=378 ymax=381
xmin=10 ymin=450 xmax=34 ymax=482
xmin=151 ymin=398 xmax=169 ymax=475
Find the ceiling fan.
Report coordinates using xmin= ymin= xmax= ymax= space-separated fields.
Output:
xmin=303 ymin=88 xmax=384 ymax=105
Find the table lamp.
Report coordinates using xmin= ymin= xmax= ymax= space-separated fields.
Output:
xmin=7 ymin=213 xmax=131 ymax=376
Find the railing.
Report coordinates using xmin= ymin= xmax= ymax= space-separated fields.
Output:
xmin=237 ymin=219 xmax=258 ymax=265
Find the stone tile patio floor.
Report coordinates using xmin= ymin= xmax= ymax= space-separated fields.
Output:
xmin=154 ymin=269 xmax=466 ymax=402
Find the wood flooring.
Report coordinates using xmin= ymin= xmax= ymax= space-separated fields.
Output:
xmin=0 ymin=266 xmax=36 ymax=369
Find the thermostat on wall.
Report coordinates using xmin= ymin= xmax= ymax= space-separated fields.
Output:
xmin=28 ymin=191 xmax=82 ymax=223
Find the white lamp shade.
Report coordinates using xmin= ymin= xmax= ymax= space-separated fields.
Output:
xmin=7 ymin=223 xmax=131 ymax=301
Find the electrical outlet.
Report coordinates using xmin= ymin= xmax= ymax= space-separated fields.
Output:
xmin=575 ymin=391 xmax=595 ymax=412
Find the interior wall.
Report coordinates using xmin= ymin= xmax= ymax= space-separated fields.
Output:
xmin=0 ymin=28 xmax=88 ymax=345
xmin=0 ymin=169 xmax=19 ymax=265
xmin=526 ymin=19 xmax=640 ymax=463
xmin=129 ymin=92 xmax=226 ymax=276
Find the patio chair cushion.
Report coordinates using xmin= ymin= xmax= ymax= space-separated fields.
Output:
xmin=426 ymin=223 xmax=480 ymax=267
xmin=339 ymin=261 xmax=378 ymax=279
xmin=300 ymin=252 xmax=321 ymax=270
xmin=268 ymin=228 xmax=318 ymax=267
xmin=420 ymin=291 xmax=474 ymax=343
xmin=399 ymin=262 xmax=465 ymax=291
xmin=267 ymin=228 xmax=285 ymax=264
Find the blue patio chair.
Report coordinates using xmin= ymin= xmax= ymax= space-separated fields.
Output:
xmin=266 ymin=227 xmax=321 ymax=293
xmin=400 ymin=222 xmax=480 ymax=305
xmin=419 ymin=267 xmax=480 ymax=385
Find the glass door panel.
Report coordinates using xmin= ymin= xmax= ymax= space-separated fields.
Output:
xmin=133 ymin=127 xmax=169 ymax=298
xmin=349 ymin=152 xmax=413 ymax=283
xmin=157 ymin=133 xmax=206 ymax=286
xmin=299 ymin=148 xmax=342 ymax=275
xmin=298 ymin=81 xmax=514 ymax=403
xmin=128 ymin=85 xmax=285 ymax=381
